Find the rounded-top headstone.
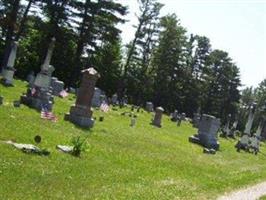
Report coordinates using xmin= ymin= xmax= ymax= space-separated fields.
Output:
xmin=156 ymin=107 xmax=164 ymax=113
xmin=82 ymin=68 xmax=101 ymax=80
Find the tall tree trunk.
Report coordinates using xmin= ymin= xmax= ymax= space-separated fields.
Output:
xmin=15 ymin=0 xmax=33 ymax=41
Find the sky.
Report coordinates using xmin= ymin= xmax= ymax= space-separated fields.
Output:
xmin=117 ymin=0 xmax=266 ymax=88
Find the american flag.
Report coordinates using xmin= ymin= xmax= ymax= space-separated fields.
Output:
xmin=31 ymin=88 xmax=36 ymax=95
xmin=41 ymin=104 xmax=58 ymax=122
xmin=100 ymin=101 xmax=109 ymax=112
xmin=59 ymin=90 xmax=69 ymax=98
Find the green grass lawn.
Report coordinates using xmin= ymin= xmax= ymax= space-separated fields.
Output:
xmin=1 ymin=79 xmax=266 ymax=200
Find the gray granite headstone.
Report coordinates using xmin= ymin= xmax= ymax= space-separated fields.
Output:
xmin=152 ymin=107 xmax=164 ymax=127
xmin=145 ymin=102 xmax=154 ymax=112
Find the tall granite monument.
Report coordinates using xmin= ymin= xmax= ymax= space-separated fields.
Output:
xmin=244 ymin=102 xmax=257 ymax=135
xmin=65 ymin=68 xmax=100 ymax=128
xmin=1 ymin=41 xmax=18 ymax=86
xmin=20 ymin=38 xmax=56 ymax=111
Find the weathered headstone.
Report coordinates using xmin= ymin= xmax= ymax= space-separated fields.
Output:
xmin=20 ymin=38 xmax=56 ymax=111
xmin=111 ymin=93 xmax=118 ymax=105
xmin=130 ymin=116 xmax=136 ymax=127
xmin=152 ymin=107 xmax=164 ymax=127
xmin=146 ymin=102 xmax=154 ymax=112
xmin=51 ymin=77 xmax=64 ymax=96
xmin=222 ymin=114 xmax=231 ymax=137
xmin=92 ymin=88 xmax=106 ymax=107
xmin=244 ymin=102 xmax=257 ymax=135
xmin=64 ymin=68 xmax=100 ymax=128
xmin=189 ymin=114 xmax=220 ymax=150
xmin=192 ymin=113 xmax=201 ymax=128
xmin=171 ymin=110 xmax=179 ymax=122
xmin=1 ymin=41 xmax=18 ymax=86
xmin=181 ymin=113 xmax=186 ymax=121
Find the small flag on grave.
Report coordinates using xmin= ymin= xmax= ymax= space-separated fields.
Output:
xmin=100 ymin=101 xmax=109 ymax=112
xmin=59 ymin=90 xmax=69 ymax=98
xmin=41 ymin=104 xmax=58 ymax=122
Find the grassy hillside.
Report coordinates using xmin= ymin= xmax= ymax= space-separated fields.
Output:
xmin=1 ymin=79 xmax=266 ymax=200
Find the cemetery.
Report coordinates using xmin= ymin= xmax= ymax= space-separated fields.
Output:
xmin=1 ymin=79 xmax=266 ymax=200
xmin=0 ymin=0 xmax=266 ymax=199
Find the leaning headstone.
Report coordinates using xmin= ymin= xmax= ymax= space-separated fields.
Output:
xmin=64 ymin=68 xmax=100 ymax=128
xmin=1 ymin=41 xmax=18 ymax=86
xmin=146 ymin=102 xmax=154 ymax=112
xmin=152 ymin=107 xmax=164 ymax=127
xmin=20 ymin=38 xmax=56 ymax=111
xmin=189 ymin=114 xmax=220 ymax=150
xmin=244 ymin=102 xmax=257 ymax=135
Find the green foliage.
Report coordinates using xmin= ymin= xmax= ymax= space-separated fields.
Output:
xmin=71 ymin=136 xmax=89 ymax=157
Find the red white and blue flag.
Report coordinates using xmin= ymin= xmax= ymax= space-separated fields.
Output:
xmin=59 ymin=90 xmax=69 ymax=98
xmin=41 ymin=105 xmax=58 ymax=122
xmin=100 ymin=101 xmax=109 ymax=112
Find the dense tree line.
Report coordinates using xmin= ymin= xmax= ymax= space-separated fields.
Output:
xmin=1 ymin=0 xmax=263 ymax=125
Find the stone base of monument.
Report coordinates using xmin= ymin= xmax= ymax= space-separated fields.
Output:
xmin=189 ymin=135 xmax=201 ymax=144
xmin=1 ymin=68 xmax=15 ymax=86
xmin=20 ymin=88 xmax=53 ymax=111
xmin=198 ymin=133 xmax=220 ymax=150
xmin=64 ymin=106 xmax=95 ymax=128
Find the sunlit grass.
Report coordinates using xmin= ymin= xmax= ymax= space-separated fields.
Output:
xmin=1 ymin=79 xmax=266 ymax=200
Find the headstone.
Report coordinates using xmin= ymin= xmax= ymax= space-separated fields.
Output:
xmin=1 ymin=41 xmax=18 ymax=86
xmin=171 ymin=110 xmax=179 ymax=122
xmin=68 ymin=87 xmax=76 ymax=94
xmin=228 ymin=119 xmax=238 ymax=138
xmin=249 ymin=135 xmax=260 ymax=154
xmin=189 ymin=114 xmax=220 ymax=150
xmin=20 ymin=38 xmax=56 ymax=111
xmin=244 ymin=102 xmax=257 ymax=135
xmin=64 ymin=68 xmax=100 ymax=128
xmin=146 ymin=102 xmax=154 ymax=112
xmin=130 ymin=116 xmax=136 ymax=127
xmin=51 ymin=77 xmax=64 ymax=96
xmin=223 ymin=114 xmax=232 ymax=137
xmin=111 ymin=94 xmax=118 ymax=105
xmin=181 ymin=113 xmax=186 ymax=121
xmin=92 ymin=88 xmax=106 ymax=107
xmin=192 ymin=113 xmax=201 ymax=128
xmin=235 ymin=133 xmax=249 ymax=152
xmin=152 ymin=107 xmax=164 ymax=127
